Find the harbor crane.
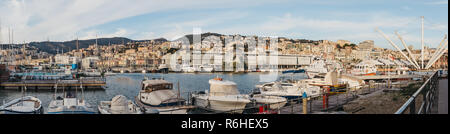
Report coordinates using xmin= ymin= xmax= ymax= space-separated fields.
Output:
xmin=376 ymin=16 xmax=448 ymax=70
xmin=395 ymin=31 xmax=421 ymax=68
xmin=376 ymin=28 xmax=421 ymax=70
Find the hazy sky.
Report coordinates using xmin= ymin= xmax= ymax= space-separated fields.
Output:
xmin=0 ymin=0 xmax=448 ymax=49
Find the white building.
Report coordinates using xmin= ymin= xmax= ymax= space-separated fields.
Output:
xmin=54 ymin=54 xmax=70 ymax=65
xmin=82 ymin=56 xmax=100 ymax=69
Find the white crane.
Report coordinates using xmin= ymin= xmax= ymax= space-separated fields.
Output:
xmin=421 ymin=16 xmax=425 ymax=69
xmin=426 ymin=35 xmax=447 ymax=67
xmin=376 ymin=28 xmax=421 ymax=70
xmin=426 ymin=41 xmax=448 ymax=69
xmin=395 ymin=31 xmax=421 ymax=68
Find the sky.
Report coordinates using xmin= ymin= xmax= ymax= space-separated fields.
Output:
xmin=0 ymin=0 xmax=448 ymax=49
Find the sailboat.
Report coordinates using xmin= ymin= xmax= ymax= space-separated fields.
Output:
xmin=47 ymin=80 xmax=96 ymax=114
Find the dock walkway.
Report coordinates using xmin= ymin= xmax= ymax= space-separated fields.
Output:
xmin=438 ymin=79 xmax=448 ymax=114
xmin=279 ymin=85 xmax=386 ymax=114
xmin=0 ymin=78 xmax=106 ymax=90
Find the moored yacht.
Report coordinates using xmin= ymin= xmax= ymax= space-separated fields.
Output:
xmin=192 ymin=78 xmax=251 ymax=113
xmin=256 ymin=81 xmax=321 ymax=100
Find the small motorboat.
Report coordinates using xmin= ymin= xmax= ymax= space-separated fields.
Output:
xmin=0 ymin=85 xmax=43 ymax=114
xmin=0 ymin=96 xmax=43 ymax=114
xmin=98 ymin=95 xmax=143 ymax=114
xmin=47 ymin=80 xmax=96 ymax=114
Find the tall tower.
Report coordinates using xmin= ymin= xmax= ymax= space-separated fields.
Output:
xmin=421 ymin=16 xmax=424 ymax=69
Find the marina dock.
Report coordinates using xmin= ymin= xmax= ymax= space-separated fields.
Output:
xmin=0 ymin=78 xmax=106 ymax=90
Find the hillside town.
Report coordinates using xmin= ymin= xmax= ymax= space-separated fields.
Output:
xmin=0 ymin=33 xmax=447 ymax=75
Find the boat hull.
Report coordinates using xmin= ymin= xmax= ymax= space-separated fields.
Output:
xmin=135 ymin=96 xmax=187 ymax=114
xmin=193 ymin=96 xmax=249 ymax=114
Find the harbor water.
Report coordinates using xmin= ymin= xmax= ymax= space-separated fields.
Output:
xmin=0 ymin=72 xmax=307 ymax=113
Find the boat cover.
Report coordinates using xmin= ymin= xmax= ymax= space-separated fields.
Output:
xmin=209 ymin=79 xmax=239 ymax=96
xmin=143 ymin=90 xmax=177 ymax=106
xmin=111 ymin=95 xmax=128 ymax=112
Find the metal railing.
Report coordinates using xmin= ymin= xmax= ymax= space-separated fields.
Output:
xmin=395 ymin=71 xmax=439 ymax=114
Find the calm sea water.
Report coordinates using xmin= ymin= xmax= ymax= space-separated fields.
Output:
xmin=0 ymin=72 xmax=307 ymax=113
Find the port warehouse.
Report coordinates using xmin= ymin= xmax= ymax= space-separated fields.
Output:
xmin=163 ymin=53 xmax=313 ymax=71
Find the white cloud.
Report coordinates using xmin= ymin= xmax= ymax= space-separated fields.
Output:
xmin=0 ymin=0 xmax=272 ymax=42
xmin=427 ymin=0 xmax=448 ymax=5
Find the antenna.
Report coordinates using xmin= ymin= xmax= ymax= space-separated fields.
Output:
xmin=8 ymin=27 xmax=10 ymax=45
xmin=76 ymin=36 xmax=79 ymax=50
xmin=0 ymin=18 xmax=2 ymax=45
xmin=11 ymin=29 xmax=13 ymax=45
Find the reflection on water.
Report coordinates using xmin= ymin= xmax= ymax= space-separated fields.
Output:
xmin=0 ymin=73 xmax=307 ymax=113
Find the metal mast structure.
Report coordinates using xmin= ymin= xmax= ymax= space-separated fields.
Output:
xmin=421 ymin=16 xmax=424 ymax=69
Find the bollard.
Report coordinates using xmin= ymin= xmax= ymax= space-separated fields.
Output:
xmin=322 ymin=86 xmax=329 ymax=110
xmin=302 ymin=92 xmax=308 ymax=114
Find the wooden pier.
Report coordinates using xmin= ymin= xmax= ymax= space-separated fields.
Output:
xmin=0 ymin=78 xmax=106 ymax=90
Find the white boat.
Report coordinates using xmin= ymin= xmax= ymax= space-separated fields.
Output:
xmin=192 ymin=78 xmax=251 ymax=113
xmin=181 ymin=64 xmax=195 ymax=73
xmin=47 ymin=81 xmax=96 ymax=114
xmin=136 ymin=79 xmax=189 ymax=114
xmin=200 ymin=64 xmax=214 ymax=73
xmin=142 ymin=70 xmax=147 ymax=74
xmin=83 ymin=70 xmax=101 ymax=77
xmin=98 ymin=95 xmax=143 ymax=114
xmin=305 ymin=60 xmax=328 ymax=78
xmin=0 ymin=96 xmax=43 ymax=114
xmin=250 ymin=94 xmax=287 ymax=110
xmin=158 ymin=64 xmax=169 ymax=73
xmin=257 ymin=81 xmax=320 ymax=100
xmin=104 ymin=71 xmax=116 ymax=76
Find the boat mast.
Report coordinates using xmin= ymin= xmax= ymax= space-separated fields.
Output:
xmin=54 ymin=81 xmax=58 ymax=100
xmin=80 ymin=78 xmax=84 ymax=103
